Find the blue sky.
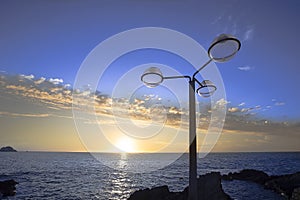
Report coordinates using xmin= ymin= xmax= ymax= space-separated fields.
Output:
xmin=0 ymin=0 xmax=300 ymax=152
xmin=1 ymin=0 xmax=299 ymax=120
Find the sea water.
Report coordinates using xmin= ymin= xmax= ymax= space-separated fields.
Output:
xmin=0 ymin=152 xmax=299 ymax=200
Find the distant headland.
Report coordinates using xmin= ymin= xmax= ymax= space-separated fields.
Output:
xmin=0 ymin=146 xmax=17 ymax=152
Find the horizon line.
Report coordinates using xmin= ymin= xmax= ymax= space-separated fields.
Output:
xmin=8 ymin=150 xmax=300 ymax=154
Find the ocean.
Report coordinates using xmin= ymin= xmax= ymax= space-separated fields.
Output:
xmin=0 ymin=152 xmax=299 ymax=200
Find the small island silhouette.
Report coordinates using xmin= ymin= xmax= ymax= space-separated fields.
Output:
xmin=0 ymin=146 xmax=17 ymax=152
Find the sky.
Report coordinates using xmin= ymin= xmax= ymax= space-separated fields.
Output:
xmin=0 ymin=0 xmax=299 ymax=152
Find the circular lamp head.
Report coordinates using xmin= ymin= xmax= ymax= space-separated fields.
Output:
xmin=196 ymin=80 xmax=217 ymax=97
xmin=141 ymin=67 xmax=163 ymax=88
xmin=208 ymin=34 xmax=241 ymax=62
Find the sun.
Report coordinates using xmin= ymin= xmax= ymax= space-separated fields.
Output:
xmin=115 ymin=137 xmax=136 ymax=153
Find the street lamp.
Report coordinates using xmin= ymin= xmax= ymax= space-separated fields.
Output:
xmin=141 ymin=34 xmax=241 ymax=200
xmin=197 ymin=80 xmax=217 ymax=98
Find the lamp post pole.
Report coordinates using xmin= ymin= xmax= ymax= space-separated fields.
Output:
xmin=188 ymin=58 xmax=213 ymax=200
xmin=189 ymin=79 xmax=197 ymax=200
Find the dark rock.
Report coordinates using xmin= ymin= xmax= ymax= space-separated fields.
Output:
xmin=128 ymin=186 xmax=171 ymax=200
xmin=0 ymin=179 xmax=18 ymax=197
xmin=222 ymin=169 xmax=300 ymax=199
xmin=265 ymin=172 xmax=300 ymax=199
xmin=196 ymin=172 xmax=232 ymax=200
xmin=0 ymin=146 xmax=17 ymax=152
xmin=222 ymin=169 xmax=269 ymax=184
xmin=129 ymin=169 xmax=300 ymax=200
xmin=291 ymin=187 xmax=300 ymax=200
xmin=128 ymin=172 xmax=231 ymax=200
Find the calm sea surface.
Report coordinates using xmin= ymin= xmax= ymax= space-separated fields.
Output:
xmin=0 ymin=152 xmax=299 ymax=200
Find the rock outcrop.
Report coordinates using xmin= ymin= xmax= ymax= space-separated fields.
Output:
xmin=291 ymin=187 xmax=300 ymax=200
xmin=129 ymin=170 xmax=300 ymax=200
xmin=128 ymin=172 xmax=231 ymax=200
xmin=190 ymin=172 xmax=232 ymax=200
xmin=0 ymin=146 xmax=17 ymax=152
xmin=222 ymin=169 xmax=269 ymax=184
xmin=265 ymin=172 xmax=300 ymax=199
xmin=128 ymin=185 xmax=175 ymax=200
xmin=222 ymin=169 xmax=300 ymax=199
xmin=0 ymin=179 xmax=18 ymax=197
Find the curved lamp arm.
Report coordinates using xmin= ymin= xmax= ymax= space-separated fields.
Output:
xmin=192 ymin=59 xmax=213 ymax=79
xmin=163 ymin=75 xmax=191 ymax=82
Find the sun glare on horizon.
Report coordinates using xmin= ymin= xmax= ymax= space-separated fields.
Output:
xmin=115 ymin=137 xmax=136 ymax=153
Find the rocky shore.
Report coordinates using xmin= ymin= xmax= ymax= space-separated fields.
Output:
xmin=0 ymin=179 xmax=18 ymax=198
xmin=128 ymin=172 xmax=230 ymax=200
xmin=128 ymin=169 xmax=300 ymax=200
xmin=222 ymin=169 xmax=300 ymax=200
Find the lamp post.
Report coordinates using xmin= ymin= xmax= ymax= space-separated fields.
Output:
xmin=141 ymin=34 xmax=241 ymax=200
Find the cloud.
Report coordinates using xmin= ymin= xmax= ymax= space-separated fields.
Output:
xmin=240 ymin=108 xmax=247 ymax=112
xmin=1 ymin=73 xmax=187 ymax=130
xmin=243 ymin=27 xmax=254 ymax=41
xmin=271 ymin=99 xmax=285 ymax=106
xmin=275 ymin=102 xmax=285 ymax=106
xmin=238 ymin=102 xmax=245 ymax=106
xmin=20 ymin=74 xmax=34 ymax=80
xmin=238 ymin=66 xmax=254 ymax=71
xmin=49 ymin=78 xmax=63 ymax=85
xmin=239 ymin=105 xmax=261 ymax=113
xmin=1 ymin=73 xmax=299 ymax=152
xmin=211 ymin=15 xmax=223 ymax=25
xmin=1 ymin=75 xmax=73 ymax=111
xmin=215 ymin=98 xmax=230 ymax=107
xmin=223 ymin=112 xmax=300 ymax=140
xmin=64 ymin=84 xmax=71 ymax=88
xmin=228 ymin=107 xmax=239 ymax=113
xmin=35 ymin=77 xmax=46 ymax=84
xmin=0 ymin=111 xmax=50 ymax=118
